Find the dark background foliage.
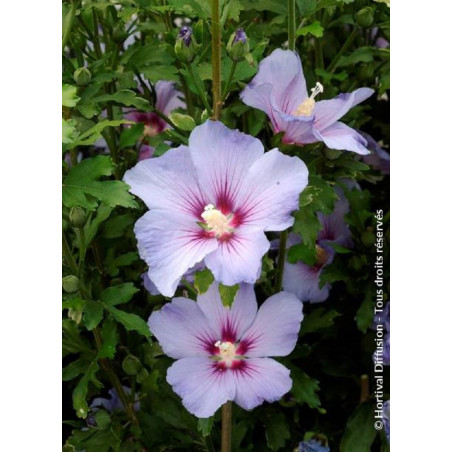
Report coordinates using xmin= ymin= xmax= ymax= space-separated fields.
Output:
xmin=62 ymin=0 xmax=389 ymax=450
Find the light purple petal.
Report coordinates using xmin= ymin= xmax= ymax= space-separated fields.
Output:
xmin=204 ymin=227 xmax=270 ymax=286
xmin=135 ymin=210 xmax=218 ymax=297
xmin=283 ymin=260 xmax=331 ymax=303
xmin=273 ymin=110 xmax=317 ymax=145
xmin=148 ymin=298 xmax=217 ymax=359
xmin=313 ymin=87 xmax=374 ymax=131
xmin=240 ymin=291 xmax=303 ymax=357
xmin=197 ymin=282 xmax=258 ymax=341
xmin=167 ymin=357 xmax=236 ymax=418
xmin=235 ymin=148 xmax=309 ymax=230
xmin=138 ymin=145 xmax=155 ymax=161
xmin=188 ymin=120 xmax=264 ymax=211
xmin=233 ymin=358 xmax=292 ymax=410
xmin=155 ymin=80 xmax=186 ymax=115
xmin=313 ymin=122 xmax=370 ymax=155
xmin=123 ymin=146 xmax=208 ymax=216
xmin=240 ymin=49 xmax=307 ymax=115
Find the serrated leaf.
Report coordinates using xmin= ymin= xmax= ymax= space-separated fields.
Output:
xmin=73 ymin=361 xmax=99 ymax=419
xmin=100 ymin=283 xmax=139 ymax=307
xmin=107 ymin=306 xmax=151 ymax=338
xmin=290 ymin=368 xmax=322 ymax=409
xmin=83 ymin=300 xmax=104 ymax=331
xmin=287 ymin=243 xmax=316 ymax=266
xmin=63 ymin=359 xmax=91 ymax=381
xmin=293 ymin=207 xmax=322 ymax=250
xmin=63 ymin=119 xmax=79 ymax=144
xmin=194 ymin=268 xmax=214 ymax=294
xmin=197 ymin=417 xmax=214 ymax=437
xmin=219 ymin=283 xmax=239 ymax=307
xmin=340 ymin=402 xmax=377 ymax=451
xmin=296 ymin=21 xmax=324 ymax=37
xmin=169 ymin=113 xmax=196 ymax=131
xmin=94 ymin=89 xmax=150 ymax=110
xmin=301 ymin=307 xmax=341 ymax=335
xmin=119 ymin=123 xmax=144 ymax=148
xmin=63 ymin=84 xmax=80 ymax=107
xmin=62 ymin=155 xmax=138 ymax=211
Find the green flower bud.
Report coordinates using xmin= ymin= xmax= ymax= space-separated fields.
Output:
xmin=122 ymin=354 xmax=142 ymax=376
xmin=62 ymin=275 xmax=80 ymax=293
xmin=174 ymin=26 xmax=197 ymax=64
xmin=226 ymin=28 xmax=249 ymax=62
xmin=136 ymin=367 xmax=149 ymax=384
xmin=69 ymin=206 xmax=87 ymax=228
xmin=355 ymin=7 xmax=375 ymax=28
xmin=324 ymin=149 xmax=342 ymax=160
xmin=73 ymin=67 xmax=91 ymax=86
xmin=94 ymin=409 xmax=111 ymax=429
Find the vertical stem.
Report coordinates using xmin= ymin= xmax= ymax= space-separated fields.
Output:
xmin=211 ymin=0 xmax=222 ymax=119
xmin=221 ymin=401 xmax=232 ymax=452
xmin=275 ymin=230 xmax=287 ymax=292
xmin=288 ymin=0 xmax=296 ymax=51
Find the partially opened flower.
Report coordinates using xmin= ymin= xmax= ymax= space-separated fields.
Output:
xmin=124 ymin=120 xmax=308 ymax=297
xmin=360 ymin=131 xmax=390 ymax=175
xmin=148 ymin=282 xmax=303 ymax=418
xmin=90 ymin=387 xmax=140 ymax=414
xmin=125 ymin=80 xmax=185 ymax=138
xmin=298 ymin=439 xmax=330 ymax=452
xmin=240 ymin=49 xmax=374 ymax=154
xmin=283 ymin=186 xmax=352 ymax=303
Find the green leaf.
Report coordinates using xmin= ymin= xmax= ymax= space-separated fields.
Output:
xmin=355 ymin=291 xmax=374 ymax=333
xmin=102 ymin=213 xmax=135 ymax=239
xmin=94 ymin=409 xmax=111 ymax=429
xmin=98 ymin=318 xmax=118 ymax=359
xmin=73 ymin=361 xmax=99 ymax=419
xmin=287 ymin=242 xmax=316 ymax=266
xmin=264 ymin=412 xmax=290 ymax=450
xmin=340 ymin=402 xmax=377 ymax=451
xmin=292 ymin=207 xmax=322 ymax=250
xmin=327 ymin=242 xmax=352 ymax=254
xmin=219 ymin=283 xmax=239 ymax=307
xmin=63 ymin=84 xmax=80 ymax=107
xmin=66 ymin=119 xmax=130 ymax=149
xmin=296 ymin=0 xmax=317 ymax=16
xmin=83 ymin=300 xmax=104 ymax=331
xmin=62 ymin=155 xmax=138 ymax=211
xmin=119 ymin=123 xmax=144 ymax=148
xmin=94 ymin=89 xmax=150 ymax=110
xmin=84 ymin=203 xmax=113 ymax=247
xmin=105 ymin=251 xmax=139 ymax=277
xmin=290 ymin=368 xmax=322 ymax=409
xmin=107 ymin=306 xmax=151 ymax=338
xmin=194 ymin=268 xmax=214 ymax=294
xmin=301 ymin=307 xmax=341 ymax=335
xmin=63 ymin=359 xmax=91 ymax=381
xmin=169 ymin=113 xmax=197 ymax=132
xmin=337 ymin=47 xmax=387 ymax=67
xmin=63 ymin=119 xmax=79 ymax=144
xmin=296 ymin=21 xmax=324 ymax=37
xmin=100 ymin=283 xmax=139 ymax=307
xmin=197 ymin=417 xmax=214 ymax=437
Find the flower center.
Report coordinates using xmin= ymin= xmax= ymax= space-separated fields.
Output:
xmin=315 ymin=244 xmax=329 ymax=266
xmin=201 ymin=204 xmax=233 ymax=237
xmin=292 ymin=82 xmax=324 ymax=117
xmin=143 ymin=123 xmax=159 ymax=137
xmin=215 ymin=341 xmax=238 ymax=367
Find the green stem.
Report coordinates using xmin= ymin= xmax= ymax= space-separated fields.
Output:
xmin=91 ymin=9 xmax=103 ymax=59
xmin=222 ymin=61 xmax=237 ymax=101
xmin=62 ymin=1 xmax=76 ymax=50
xmin=275 ymin=230 xmax=287 ymax=292
xmin=63 ymin=232 xmax=78 ymax=274
xmin=186 ymin=64 xmax=212 ymax=115
xmin=326 ymin=28 xmax=358 ymax=73
xmin=288 ymin=0 xmax=296 ymax=51
xmin=211 ymin=0 xmax=222 ymax=119
xmin=221 ymin=401 xmax=232 ymax=452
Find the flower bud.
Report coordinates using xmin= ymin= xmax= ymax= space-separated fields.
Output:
xmin=62 ymin=275 xmax=80 ymax=293
xmin=122 ymin=354 xmax=142 ymax=376
xmin=73 ymin=67 xmax=91 ymax=86
xmin=69 ymin=206 xmax=87 ymax=228
xmin=355 ymin=7 xmax=374 ymax=28
xmin=94 ymin=409 xmax=111 ymax=429
xmin=226 ymin=28 xmax=249 ymax=62
xmin=174 ymin=26 xmax=197 ymax=64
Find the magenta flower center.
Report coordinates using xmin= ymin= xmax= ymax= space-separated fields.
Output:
xmin=201 ymin=204 xmax=235 ymax=238
xmin=214 ymin=340 xmax=242 ymax=368
xmin=292 ymin=81 xmax=324 ymax=117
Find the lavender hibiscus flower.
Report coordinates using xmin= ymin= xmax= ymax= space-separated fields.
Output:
xmin=148 ymin=282 xmax=303 ymax=418
xmin=124 ymin=120 xmax=308 ymax=297
xmin=90 ymin=387 xmax=140 ymax=414
xmin=283 ymin=186 xmax=352 ymax=303
xmin=125 ymin=80 xmax=185 ymax=139
xmin=240 ymin=49 xmax=374 ymax=154
xmin=298 ymin=439 xmax=330 ymax=452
